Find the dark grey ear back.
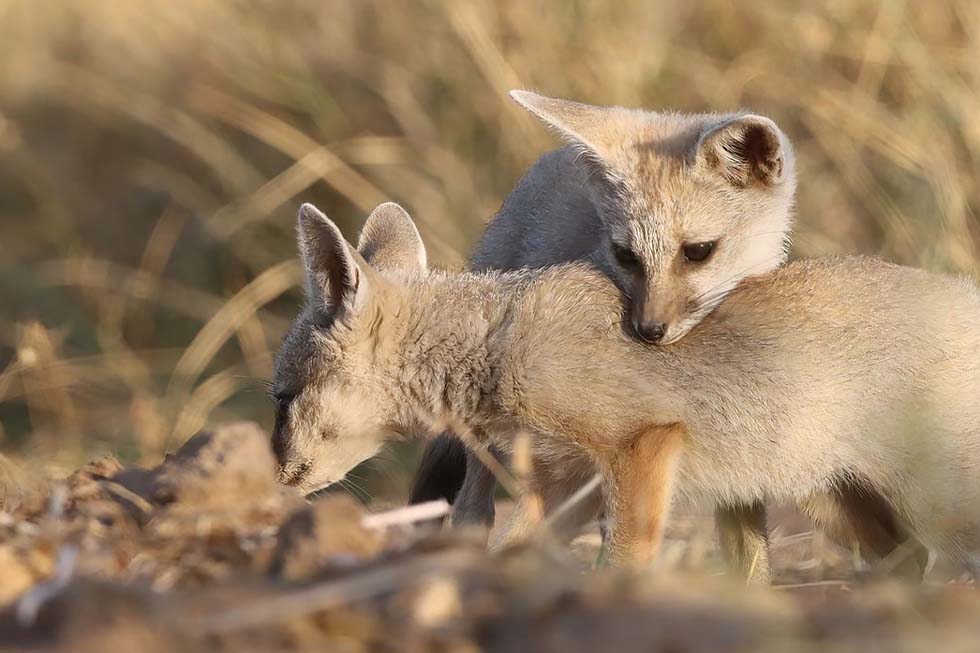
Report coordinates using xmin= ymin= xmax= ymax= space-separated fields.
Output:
xmin=700 ymin=116 xmax=786 ymax=187
xmin=297 ymin=203 xmax=358 ymax=307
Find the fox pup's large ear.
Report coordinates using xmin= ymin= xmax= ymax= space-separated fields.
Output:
xmin=696 ymin=115 xmax=790 ymax=188
xmin=357 ymin=202 xmax=427 ymax=273
xmin=297 ymin=203 xmax=371 ymax=311
xmin=510 ymin=90 xmax=634 ymax=171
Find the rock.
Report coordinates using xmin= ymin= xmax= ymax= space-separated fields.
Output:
xmin=150 ymin=422 xmax=279 ymax=508
xmin=270 ymin=495 xmax=382 ymax=580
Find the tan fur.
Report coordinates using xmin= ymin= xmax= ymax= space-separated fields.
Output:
xmin=801 ymin=484 xmax=929 ymax=579
xmin=602 ymin=424 xmax=685 ymax=567
xmin=356 ymin=202 xmax=427 ymax=272
xmin=273 ymin=203 xmax=980 ymax=574
xmin=422 ymin=92 xmax=798 ymax=577
xmin=714 ymin=502 xmax=771 ymax=584
xmin=485 ymin=91 xmax=797 ymax=344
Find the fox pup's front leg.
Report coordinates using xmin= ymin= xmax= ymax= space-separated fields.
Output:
xmin=490 ymin=456 xmax=602 ymax=551
xmin=600 ymin=424 xmax=685 ymax=568
xmin=715 ymin=502 xmax=772 ymax=584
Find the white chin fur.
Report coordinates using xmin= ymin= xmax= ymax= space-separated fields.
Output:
xmin=659 ymin=330 xmax=688 ymax=346
xmin=663 ymin=306 xmax=714 ymax=345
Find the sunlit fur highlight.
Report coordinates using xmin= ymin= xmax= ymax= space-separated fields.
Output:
xmin=494 ymin=91 xmax=797 ymax=344
xmin=274 ymin=203 xmax=980 ymax=575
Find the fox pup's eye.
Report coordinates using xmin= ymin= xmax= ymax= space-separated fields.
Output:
xmin=612 ymin=243 xmax=640 ymax=269
xmin=274 ymin=392 xmax=296 ymax=409
xmin=682 ymin=241 xmax=716 ymax=263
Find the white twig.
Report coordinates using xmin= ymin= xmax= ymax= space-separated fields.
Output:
xmin=540 ymin=474 xmax=602 ymax=533
xmin=46 ymin=484 xmax=67 ymax=520
xmin=361 ymin=500 xmax=450 ymax=530
xmin=16 ymin=545 xmax=78 ymax=626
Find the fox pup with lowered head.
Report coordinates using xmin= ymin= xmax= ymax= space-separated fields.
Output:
xmin=273 ymin=202 xmax=980 ymax=576
xmin=410 ymin=91 xmax=797 ymax=547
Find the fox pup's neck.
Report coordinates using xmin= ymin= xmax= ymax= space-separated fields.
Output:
xmin=381 ymin=270 xmax=529 ymax=439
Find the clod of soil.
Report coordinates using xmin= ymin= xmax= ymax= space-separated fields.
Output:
xmin=149 ymin=421 xmax=283 ymax=507
xmin=270 ymin=495 xmax=384 ymax=580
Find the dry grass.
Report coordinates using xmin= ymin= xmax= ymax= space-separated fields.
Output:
xmin=3 ymin=4 xmax=980 ymax=647
xmin=1 ymin=1 xmax=978 ymax=480
xmin=0 ymin=427 xmax=976 ymax=652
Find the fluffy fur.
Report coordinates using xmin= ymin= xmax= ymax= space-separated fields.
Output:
xmin=273 ymin=202 xmax=980 ymax=575
xmin=412 ymin=92 xmax=799 ymax=573
xmin=484 ymin=91 xmax=797 ymax=344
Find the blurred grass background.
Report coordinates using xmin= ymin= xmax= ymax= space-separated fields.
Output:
xmin=0 ymin=0 xmax=978 ymax=494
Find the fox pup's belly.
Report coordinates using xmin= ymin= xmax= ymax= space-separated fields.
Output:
xmin=673 ymin=443 xmax=841 ymax=507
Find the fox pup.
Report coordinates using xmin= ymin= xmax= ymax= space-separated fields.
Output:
xmin=410 ymin=91 xmax=797 ymax=550
xmin=273 ymin=202 xmax=980 ymax=576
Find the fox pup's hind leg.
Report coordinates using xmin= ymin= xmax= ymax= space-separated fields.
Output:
xmin=600 ymin=424 xmax=685 ymax=568
xmin=408 ymin=432 xmax=501 ymax=536
xmin=451 ymin=446 xmax=501 ymax=531
xmin=715 ymin=501 xmax=772 ymax=584
xmin=408 ymin=431 xmax=469 ymax=511
xmin=491 ymin=458 xmax=601 ymax=551
xmin=802 ymin=478 xmax=929 ymax=580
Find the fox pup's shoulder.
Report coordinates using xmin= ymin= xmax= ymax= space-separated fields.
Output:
xmin=519 ymin=262 xmax=625 ymax=329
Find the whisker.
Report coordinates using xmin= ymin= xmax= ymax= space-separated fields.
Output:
xmin=689 ymin=257 xmax=783 ymax=308
xmin=338 ymin=477 xmax=371 ymax=503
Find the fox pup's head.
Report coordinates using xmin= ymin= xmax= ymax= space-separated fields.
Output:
xmin=270 ymin=202 xmax=426 ymax=494
xmin=512 ymin=91 xmax=796 ymax=345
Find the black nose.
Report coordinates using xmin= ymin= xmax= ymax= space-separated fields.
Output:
xmin=634 ymin=320 xmax=667 ymax=343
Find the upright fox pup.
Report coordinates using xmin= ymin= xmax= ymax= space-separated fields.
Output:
xmin=412 ymin=91 xmax=797 ymax=536
xmin=273 ymin=202 xmax=980 ymax=576
xmin=486 ymin=90 xmax=796 ymax=344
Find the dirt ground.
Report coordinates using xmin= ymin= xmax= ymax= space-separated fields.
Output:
xmin=1 ymin=422 xmax=977 ymax=653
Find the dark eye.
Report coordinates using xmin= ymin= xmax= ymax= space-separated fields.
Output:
xmin=274 ymin=392 xmax=296 ymax=410
xmin=682 ymin=241 xmax=716 ymax=263
xmin=612 ymin=243 xmax=640 ymax=269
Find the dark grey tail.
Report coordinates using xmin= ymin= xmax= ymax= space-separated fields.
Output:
xmin=408 ymin=432 xmax=469 ymax=506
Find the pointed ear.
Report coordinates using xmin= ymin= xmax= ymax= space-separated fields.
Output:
xmin=356 ymin=202 xmax=427 ymax=272
xmin=297 ymin=203 xmax=370 ymax=311
xmin=510 ymin=90 xmax=635 ymax=165
xmin=696 ymin=115 xmax=790 ymax=187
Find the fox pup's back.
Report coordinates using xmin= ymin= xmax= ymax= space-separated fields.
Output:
xmin=412 ymin=92 xmax=798 ymax=522
xmin=504 ymin=257 xmax=980 ymax=561
xmin=274 ymin=203 xmax=980 ymax=572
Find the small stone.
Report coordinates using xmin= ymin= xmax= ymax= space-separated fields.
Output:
xmin=150 ymin=422 xmax=278 ymax=509
xmin=270 ymin=495 xmax=382 ymax=580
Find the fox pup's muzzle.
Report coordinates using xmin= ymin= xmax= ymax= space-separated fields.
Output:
xmin=633 ymin=318 xmax=667 ymax=344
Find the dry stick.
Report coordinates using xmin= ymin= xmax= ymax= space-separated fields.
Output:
xmin=99 ymin=480 xmax=155 ymax=515
xmin=746 ymin=549 xmax=761 ymax=584
xmin=193 ymin=549 xmax=478 ymax=635
xmin=771 ymin=580 xmax=853 ymax=590
xmin=458 ymin=424 xmax=601 ymax=544
xmin=538 ymin=474 xmax=602 ymax=537
xmin=511 ymin=432 xmax=542 ymax=524
xmin=453 ymin=425 xmax=523 ymax=501
xmin=876 ymin=538 xmax=938 ymax=577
